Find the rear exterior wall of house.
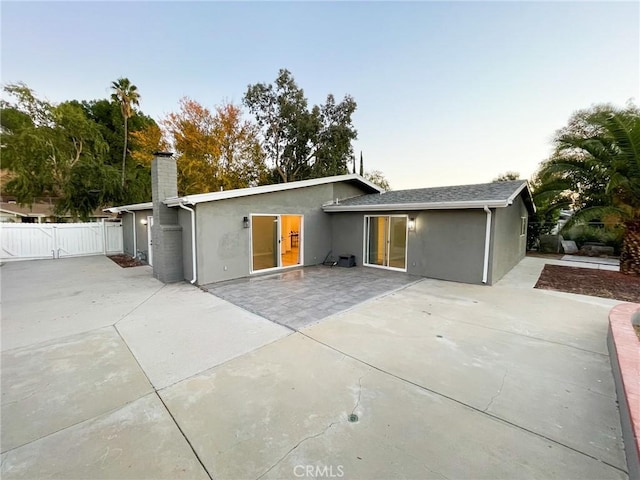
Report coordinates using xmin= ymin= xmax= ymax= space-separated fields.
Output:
xmin=192 ymin=182 xmax=370 ymax=285
xmin=330 ymin=209 xmax=488 ymax=284
xmin=122 ymin=209 xmax=153 ymax=260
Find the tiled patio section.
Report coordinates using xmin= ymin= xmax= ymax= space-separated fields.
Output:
xmin=203 ymin=266 xmax=421 ymax=329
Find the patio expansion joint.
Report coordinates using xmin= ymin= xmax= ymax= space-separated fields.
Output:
xmin=111 ymin=324 xmax=214 ymax=480
xmin=297 ymin=331 xmax=629 ymax=476
xmin=113 ymin=284 xmax=167 ymax=327
xmin=0 ymin=393 xmax=156 ymax=456
xmin=435 ymin=312 xmax=609 ymax=358
xmin=154 ymin=332 xmax=296 ymax=392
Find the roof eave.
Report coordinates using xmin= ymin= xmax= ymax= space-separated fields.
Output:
xmin=104 ymin=202 xmax=153 ymax=213
xmin=164 ymin=174 xmax=382 ymax=207
xmin=323 ymin=200 xmax=509 ymax=212
xmin=506 ymin=181 xmax=537 ymax=214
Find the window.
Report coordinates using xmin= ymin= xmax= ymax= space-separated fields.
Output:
xmin=520 ymin=217 xmax=527 ymax=236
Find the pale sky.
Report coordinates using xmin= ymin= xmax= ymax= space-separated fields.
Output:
xmin=2 ymin=1 xmax=638 ymax=190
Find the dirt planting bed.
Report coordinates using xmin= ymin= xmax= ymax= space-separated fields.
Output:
xmin=535 ymin=264 xmax=640 ymax=303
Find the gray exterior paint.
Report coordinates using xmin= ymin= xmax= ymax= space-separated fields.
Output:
xmin=330 ymin=213 xmax=366 ymax=266
xmin=117 ymin=170 xmax=530 ymax=287
xmin=330 ymin=192 xmax=530 ymax=286
xmin=490 ymin=195 xmax=528 ymax=283
xmin=122 ymin=212 xmax=134 ymax=257
xmin=194 ymin=183 xmax=368 ymax=285
xmin=410 ymin=209 xmax=487 ymax=284
xmin=122 ymin=209 xmax=153 ymax=260
xmin=332 ymin=182 xmax=372 ymax=203
xmin=330 ymin=209 xmax=488 ymax=284
xmin=178 ymin=208 xmax=194 ymax=281
xmin=135 ymin=210 xmax=152 ymax=262
xmin=151 ymin=156 xmax=183 ymax=283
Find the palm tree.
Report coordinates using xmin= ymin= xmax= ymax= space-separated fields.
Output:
xmin=537 ymin=104 xmax=640 ymax=275
xmin=110 ymin=78 xmax=140 ymax=187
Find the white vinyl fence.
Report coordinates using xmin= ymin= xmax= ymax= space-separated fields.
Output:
xmin=0 ymin=220 xmax=123 ymax=261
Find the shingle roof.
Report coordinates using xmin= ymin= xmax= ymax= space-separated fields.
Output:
xmin=323 ymin=180 xmax=535 ymax=213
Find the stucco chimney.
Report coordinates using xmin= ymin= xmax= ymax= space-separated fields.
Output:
xmin=151 ymin=152 xmax=183 ymax=283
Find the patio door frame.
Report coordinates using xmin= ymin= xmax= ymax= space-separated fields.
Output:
xmin=147 ymin=216 xmax=153 ymax=266
xmin=362 ymin=214 xmax=408 ymax=272
xmin=249 ymin=213 xmax=304 ymax=274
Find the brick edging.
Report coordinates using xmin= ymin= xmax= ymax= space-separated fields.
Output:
xmin=608 ymin=303 xmax=640 ymax=480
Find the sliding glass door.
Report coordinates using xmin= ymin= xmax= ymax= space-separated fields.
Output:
xmin=364 ymin=215 xmax=407 ymax=271
xmin=251 ymin=215 xmax=279 ymax=271
xmin=251 ymin=214 xmax=303 ymax=272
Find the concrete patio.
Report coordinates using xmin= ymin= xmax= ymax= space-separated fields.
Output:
xmin=0 ymin=256 xmax=629 ymax=479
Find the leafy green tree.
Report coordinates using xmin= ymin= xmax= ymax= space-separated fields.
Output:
xmin=493 ymin=171 xmax=520 ymax=182
xmin=364 ymin=170 xmax=391 ymax=191
xmin=535 ymin=102 xmax=640 ymax=275
xmin=243 ymin=69 xmax=358 ymax=183
xmin=1 ymin=84 xmax=120 ymax=219
xmin=82 ymin=97 xmax=157 ymax=203
xmin=312 ymin=94 xmax=358 ymax=178
xmin=110 ymin=78 xmax=140 ymax=187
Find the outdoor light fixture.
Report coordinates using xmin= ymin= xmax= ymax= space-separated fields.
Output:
xmin=140 ymin=218 xmax=148 ymax=225
xmin=243 ymin=216 xmax=250 ymax=228
xmin=408 ymin=217 xmax=416 ymax=232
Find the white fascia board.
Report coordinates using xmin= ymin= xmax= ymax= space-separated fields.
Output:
xmin=0 ymin=208 xmax=28 ymax=217
xmin=506 ymin=181 xmax=537 ymax=213
xmin=323 ymin=200 xmax=509 ymax=212
xmin=103 ymin=202 xmax=153 ymax=213
xmin=164 ymin=174 xmax=383 ymax=207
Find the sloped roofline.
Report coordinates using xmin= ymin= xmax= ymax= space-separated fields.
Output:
xmin=163 ymin=174 xmax=383 ymax=207
xmin=0 ymin=208 xmax=30 ymax=217
xmin=104 ymin=202 xmax=153 ymax=213
xmin=323 ymin=180 xmax=536 ymax=213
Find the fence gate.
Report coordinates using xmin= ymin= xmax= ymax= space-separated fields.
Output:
xmin=1 ymin=220 xmax=123 ymax=261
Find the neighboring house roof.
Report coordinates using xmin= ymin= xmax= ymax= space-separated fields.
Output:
xmin=163 ymin=174 xmax=383 ymax=207
xmin=104 ymin=202 xmax=153 ymax=214
xmin=1 ymin=202 xmax=111 ymax=218
xmin=323 ymin=180 xmax=536 ymax=213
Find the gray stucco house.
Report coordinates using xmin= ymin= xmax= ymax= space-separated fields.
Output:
xmin=107 ymin=153 xmax=535 ymax=286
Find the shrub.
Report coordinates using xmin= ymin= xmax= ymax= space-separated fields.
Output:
xmin=563 ymin=224 xmax=625 ymax=255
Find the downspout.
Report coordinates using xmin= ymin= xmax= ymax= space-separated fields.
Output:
xmin=482 ymin=206 xmax=492 ymax=284
xmin=178 ymin=202 xmax=197 ymax=284
xmin=121 ymin=209 xmax=136 ymax=256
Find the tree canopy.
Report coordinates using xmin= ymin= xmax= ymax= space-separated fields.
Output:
xmin=161 ymin=98 xmax=268 ymax=195
xmin=1 ymin=84 xmax=120 ymax=219
xmin=532 ymin=102 xmax=640 ymax=275
xmin=243 ymin=69 xmax=358 ymax=183
xmin=1 ymin=72 xmax=389 ymax=219
xmin=364 ymin=170 xmax=391 ymax=191
xmin=493 ymin=171 xmax=520 ymax=182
